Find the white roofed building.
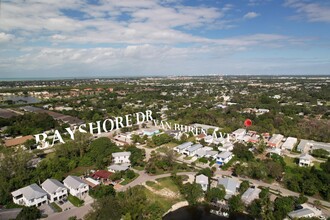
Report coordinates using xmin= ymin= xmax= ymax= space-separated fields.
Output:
xmin=112 ymin=151 xmax=131 ymax=164
xmin=241 ymin=188 xmax=261 ymax=205
xmin=216 ymin=151 xmax=233 ymax=166
xmin=282 ymin=137 xmax=298 ymax=151
xmin=12 ymin=184 xmax=48 ymax=207
xmin=195 ymin=174 xmax=209 ymax=191
xmin=63 ymin=176 xmax=89 ymax=198
xmin=299 ymin=153 xmax=314 ymax=167
xmin=41 ymin=179 xmax=68 ymax=202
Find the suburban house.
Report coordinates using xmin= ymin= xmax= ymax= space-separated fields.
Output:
xmin=218 ymin=142 xmax=234 ymax=152
xmin=41 ymin=179 xmax=68 ymax=202
xmin=183 ymin=144 xmax=203 ymax=156
xmin=91 ymin=170 xmax=113 ymax=183
xmin=84 ymin=177 xmax=100 ymax=188
xmin=204 ymin=150 xmax=218 ymax=159
xmin=299 ymin=153 xmax=314 ymax=167
xmin=108 ymin=164 xmax=130 ymax=173
xmin=216 ymin=151 xmax=233 ymax=165
xmin=112 ymin=151 xmax=131 ymax=164
xmin=204 ymin=135 xmax=214 ymax=145
xmin=195 ymin=174 xmax=209 ymax=191
xmin=213 ymin=137 xmax=227 ymax=145
xmin=195 ymin=147 xmax=213 ymax=158
xmin=12 ymin=184 xmax=48 ymax=207
xmin=218 ymin=177 xmax=240 ymax=199
xmin=268 ymin=148 xmax=282 ymax=156
xmin=174 ymin=142 xmax=193 ymax=153
xmin=297 ymin=139 xmax=330 ymax=153
xmin=63 ymin=175 xmax=89 ymax=198
xmin=288 ymin=208 xmax=315 ymax=219
xmin=241 ymin=188 xmax=261 ymax=205
xmin=231 ymin=128 xmax=246 ymax=141
xmin=282 ymin=137 xmax=298 ymax=151
xmin=267 ymin=134 xmax=284 ymax=148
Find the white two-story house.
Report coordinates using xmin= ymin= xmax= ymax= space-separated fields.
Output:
xmin=63 ymin=176 xmax=89 ymax=198
xmin=299 ymin=153 xmax=314 ymax=167
xmin=11 ymin=183 xmax=48 ymax=207
xmin=195 ymin=174 xmax=209 ymax=191
xmin=112 ymin=151 xmax=131 ymax=164
xmin=41 ymin=179 xmax=68 ymax=202
xmin=216 ymin=151 xmax=233 ymax=166
xmin=183 ymin=144 xmax=203 ymax=157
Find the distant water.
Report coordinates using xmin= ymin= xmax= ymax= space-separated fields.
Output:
xmin=163 ymin=205 xmax=253 ymax=220
xmin=3 ymin=96 xmax=40 ymax=104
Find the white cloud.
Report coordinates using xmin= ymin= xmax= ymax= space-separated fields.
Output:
xmin=284 ymin=0 xmax=330 ymax=23
xmin=0 ymin=32 xmax=15 ymax=43
xmin=243 ymin=12 xmax=260 ymax=19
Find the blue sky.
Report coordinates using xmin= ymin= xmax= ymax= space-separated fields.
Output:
xmin=0 ymin=0 xmax=330 ymax=78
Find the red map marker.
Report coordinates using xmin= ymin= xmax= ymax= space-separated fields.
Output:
xmin=244 ymin=119 xmax=252 ymax=127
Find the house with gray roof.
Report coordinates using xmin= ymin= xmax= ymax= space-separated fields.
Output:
xmin=112 ymin=151 xmax=131 ymax=164
xmin=195 ymin=174 xmax=209 ymax=191
xmin=183 ymin=144 xmax=203 ymax=156
xmin=108 ymin=164 xmax=130 ymax=173
xmin=218 ymin=177 xmax=240 ymax=199
xmin=288 ymin=208 xmax=315 ymax=219
xmin=63 ymin=176 xmax=89 ymax=198
xmin=216 ymin=151 xmax=233 ymax=165
xmin=41 ymin=179 xmax=68 ymax=202
xmin=297 ymin=139 xmax=330 ymax=153
xmin=174 ymin=142 xmax=193 ymax=153
xmin=241 ymin=187 xmax=261 ymax=205
xmin=299 ymin=153 xmax=314 ymax=167
xmin=11 ymin=183 xmax=48 ymax=207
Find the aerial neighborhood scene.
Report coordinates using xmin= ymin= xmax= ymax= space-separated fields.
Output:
xmin=0 ymin=1 xmax=330 ymax=220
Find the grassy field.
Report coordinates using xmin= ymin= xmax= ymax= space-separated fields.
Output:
xmin=66 ymin=166 xmax=94 ymax=176
xmin=146 ymin=177 xmax=182 ymax=195
xmin=283 ymin=156 xmax=297 ymax=168
xmin=142 ymin=186 xmax=184 ymax=212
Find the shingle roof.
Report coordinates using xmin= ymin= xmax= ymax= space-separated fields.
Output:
xmin=288 ymin=208 xmax=315 ymax=218
xmin=176 ymin=142 xmax=193 ymax=150
xmin=41 ymin=179 xmax=66 ymax=194
xmin=12 ymin=183 xmax=47 ymax=200
xmin=299 ymin=153 xmax=314 ymax=160
xmin=218 ymin=177 xmax=240 ymax=194
xmin=112 ymin=151 xmax=131 ymax=157
xmin=186 ymin=144 xmax=203 ymax=152
xmin=241 ymin=188 xmax=261 ymax=204
xmin=217 ymin=151 xmax=233 ymax=159
xmin=63 ymin=176 xmax=86 ymax=189
xmin=196 ymin=174 xmax=209 ymax=185
xmin=108 ymin=164 xmax=129 ymax=171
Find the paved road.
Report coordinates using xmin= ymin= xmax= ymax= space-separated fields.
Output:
xmin=0 ymin=208 xmax=22 ymax=220
xmin=46 ymin=204 xmax=92 ymax=220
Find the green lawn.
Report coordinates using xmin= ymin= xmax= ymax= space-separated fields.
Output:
xmin=132 ymin=165 xmax=145 ymax=171
xmin=68 ymin=195 xmax=84 ymax=207
xmin=50 ymin=202 xmax=62 ymax=212
xmin=283 ymin=156 xmax=297 ymax=168
xmin=146 ymin=181 xmax=163 ymax=190
xmin=120 ymin=173 xmax=139 ymax=185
